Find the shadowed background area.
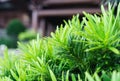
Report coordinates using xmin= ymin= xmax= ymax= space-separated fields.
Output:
xmin=0 ymin=0 xmax=102 ymax=48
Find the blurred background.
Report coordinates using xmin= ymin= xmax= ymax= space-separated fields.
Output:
xmin=0 ymin=0 xmax=101 ymax=48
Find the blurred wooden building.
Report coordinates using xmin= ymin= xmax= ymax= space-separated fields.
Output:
xmin=0 ymin=0 xmax=101 ymax=36
xmin=31 ymin=0 xmax=101 ymax=36
xmin=0 ymin=0 xmax=30 ymax=28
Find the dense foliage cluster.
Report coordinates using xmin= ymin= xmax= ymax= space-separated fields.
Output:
xmin=18 ymin=30 xmax=37 ymax=42
xmin=0 ymin=37 xmax=17 ymax=48
xmin=6 ymin=19 xmax=26 ymax=37
xmin=0 ymin=19 xmax=26 ymax=48
xmin=0 ymin=4 xmax=120 ymax=81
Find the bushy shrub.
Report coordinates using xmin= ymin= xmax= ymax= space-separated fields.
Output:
xmin=0 ymin=49 xmax=19 ymax=79
xmin=0 ymin=4 xmax=120 ymax=81
xmin=6 ymin=19 xmax=26 ymax=37
xmin=49 ymin=70 xmax=120 ymax=81
xmin=18 ymin=30 xmax=37 ymax=42
xmin=0 ymin=37 xmax=17 ymax=48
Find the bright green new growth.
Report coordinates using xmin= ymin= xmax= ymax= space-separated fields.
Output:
xmin=0 ymin=4 xmax=120 ymax=81
xmin=0 ymin=49 xmax=19 ymax=80
xmin=18 ymin=30 xmax=37 ymax=42
xmin=82 ymin=4 xmax=120 ymax=52
xmin=49 ymin=70 xmax=120 ymax=81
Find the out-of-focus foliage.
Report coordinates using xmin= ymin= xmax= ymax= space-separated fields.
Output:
xmin=6 ymin=19 xmax=26 ymax=37
xmin=0 ymin=37 xmax=17 ymax=48
xmin=18 ymin=30 xmax=37 ymax=42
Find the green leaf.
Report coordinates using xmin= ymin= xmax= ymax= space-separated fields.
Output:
xmin=71 ymin=74 xmax=76 ymax=81
xmin=49 ymin=69 xmax=57 ymax=81
xmin=10 ymin=69 xmax=19 ymax=80
xmin=101 ymin=71 xmax=110 ymax=81
xmin=109 ymin=47 xmax=120 ymax=54
xmin=85 ymin=72 xmax=94 ymax=81
xmin=78 ymin=74 xmax=82 ymax=81
xmin=66 ymin=71 xmax=69 ymax=81
xmin=111 ymin=71 xmax=120 ymax=81
xmin=94 ymin=73 xmax=101 ymax=81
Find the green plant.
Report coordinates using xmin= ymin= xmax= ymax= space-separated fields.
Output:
xmin=77 ymin=4 xmax=120 ymax=72
xmin=50 ymin=15 xmax=88 ymax=78
xmin=6 ymin=19 xmax=26 ymax=37
xmin=0 ymin=3 xmax=120 ymax=81
xmin=0 ymin=37 xmax=17 ymax=48
xmin=82 ymin=4 xmax=120 ymax=51
xmin=10 ymin=61 xmax=27 ymax=81
xmin=18 ymin=35 xmax=70 ymax=80
xmin=101 ymin=0 xmax=120 ymax=15
xmin=101 ymin=0 xmax=120 ymax=5
xmin=18 ymin=36 xmax=53 ymax=80
xmin=0 ymin=49 xmax=19 ymax=79
xmin=18 ymin=30 xmax=37 ymax=42
xmin=0 ymin=77 xmax=13 ymax=81
xmin=49 ymin=69 xmax=120 ymax=81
